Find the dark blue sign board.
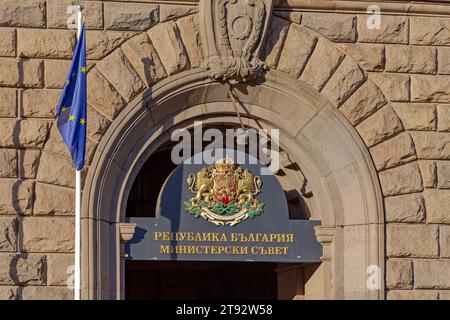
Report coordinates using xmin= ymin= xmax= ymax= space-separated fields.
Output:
xmin=126 ymin=150 xmax=322 ymax=263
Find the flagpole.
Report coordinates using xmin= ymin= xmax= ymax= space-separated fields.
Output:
xmin=74 ymin=5 xmax=83 ymax=301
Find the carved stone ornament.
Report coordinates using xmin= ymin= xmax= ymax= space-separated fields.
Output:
xmin=199 ymin=0 xmax=274 ymax=82
xmin=119 ymin=222 xmax=137 ymax=244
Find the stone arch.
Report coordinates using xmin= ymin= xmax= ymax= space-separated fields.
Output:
xmin=81 ymin=67 xmax=385 ymax=299
xmin=36 ymin=12 xmax=420 ymax=299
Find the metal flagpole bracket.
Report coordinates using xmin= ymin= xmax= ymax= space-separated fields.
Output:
xmin=67 ymin=4 xmax=83 ymax=31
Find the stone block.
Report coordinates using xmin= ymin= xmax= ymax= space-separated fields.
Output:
xmin=0 ymin=28 xmax=16 ymax=57
xmin=0 ymin=58 xmax=43 ymax=88
xmin=47 ymin=254 xmax=73 ymax=286
xmin=0 ymin=179 xmax=34 ymax=215
xmin=0 ymin=149 xmax=18 ymax=178
xmin=384 ymin=193 xmax=425 ymax=223
xmin=17 ymin=29 xmax=77 ymax=59
xmin=423 ymin=189 xmax=450 ymax=224
xmin=356 ymin=106 xmax=404 ymax=147
xmin=0 ymin=217 xmax=18 ymax=252
xmin=440 ymin=291 xmax=450 ymax=300
xmin=21 ymin=286 xmax=73 ymax=300
xmin=18 ymin=120 xmax=52 ymax=149
xmin=437 ymin=105 xmax=450 ymax=132
xmin=387 ymin=290 xmax=438 ymax=300
xmin=22 ymin=218 xmax=74 ymax=253
xmin=121 ymin=33 xmax=167 ymax=87
xmin=33 ymin=183 xmax=74 ymax=216
xmin=411 ymin=75 xmax=450 ymax=103
xmin=387 ymin=224 xmax=438 ymax=258
xmin=338 ymin=43 xmax=385 ymax=71
xmin=339 ymin=80 xmax=387 ymax=125
xmin=386 ymin=46 xmax=436 ymax=74
xmin=322 ymin=57 xmax=366 ymax=107
xmin=177 ymin=14 xmax=202 ymax=68
xmin=96 ymin=49 xmax=145 ymax=101
xmin=45 ymin=60 xmax=72 ymax=89
xmin=160 ymin=4 xmax=197 ymax=22
xmin=302 ymin=13 xmax=356 ymax=42
xmin=262 ymin=16 xmax=290 ymax=68
xmin=23 ymin=89 xmax=60 ymax=118
xmin=87 ymin=106 xmax=111 ymax=142
xmin=36 ymin=152 xmax=74 ymax=188
xmin=300 ymin=38 xmax=344 ymax=91
xmin=104 ymin=2 xmax=159 ymax=31
xmin=411 ymin=132 xmax=450 ymax=160
xmin=370 ymin=133 xmax=416 ymax=171
xmin=418 ymin=160 xmax=437 ymax=188
xmin=379 ymin=162 xmax=423 ymax=196
xmin=393 ymin=103 xmax=436 ymax=131
xmin=438 ymin=47 xmax=450 ymax=75
xmin=273 ymin=11 xmax=302 ymax=24
xmin=43 ymin=124 xmax=70 ymax=158
xmin=47 ymin=0 xmax=103 ymax=30
xmin=358 ymin=15 xmax=408 ymax=44
xmin=85 ymin=137 xmax=98 ymax=166
xmin=440 ymin=226 xmax=450 ymax=259
xmin=0 ymin=286 xmax=17 ymax=300
xmin=147 ymin=21 xmax=190 ymax=76
xmin=0 ymin=253 xmax=46 ymax=285
xmin=411 ymin=17 xmax=450 ymax=45
xmin=414 ymin=260 xmax=450 ymax=289
xmin=0 ymin=1 xmax=45 ymax=28
xmin=437 ymin=162 xmax=450 ymax=189
xmin=370 ymin=73 xmax=410 ymax=102
xmin=0 ymin=120 xmax=51 ymax=149
xmin=86 ymin=31 xmax=134 ymax=60
xmin=277 ymin=24 xmax=317 ymax=78
xmin=386 ymin=259 xmax=413 ymax=289
xmin=19 ymin=150 xmax=40 ymax=179
xmin=0 ymin=88 xmax=17 ymax=117
xmin=87 ymin=68 xmax=125 ymax=120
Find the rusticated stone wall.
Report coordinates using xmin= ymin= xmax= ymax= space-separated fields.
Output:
xmin=0 ymin=0 xmax=449 ymax=300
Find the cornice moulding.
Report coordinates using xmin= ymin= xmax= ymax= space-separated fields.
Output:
xmin=152 ymin=0 xmax=450 ymax=17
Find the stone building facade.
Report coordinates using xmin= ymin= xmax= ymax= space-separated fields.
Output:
xmin=0 ymin=0 xmax=450 ymax=300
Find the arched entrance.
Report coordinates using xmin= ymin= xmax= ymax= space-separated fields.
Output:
xmin=81 ymin=68 xmax=385 ymax=300
xmin=123 ymin=135 xmax=319 ymax=300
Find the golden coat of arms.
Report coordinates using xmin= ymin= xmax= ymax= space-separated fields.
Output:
xmin=184 ymin=158 xmax=264 ymax=226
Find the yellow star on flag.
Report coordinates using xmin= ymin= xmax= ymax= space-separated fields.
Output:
xmin=65 ymin=79 xmax=70 ymax=85
xmin=80 ymin=118 xmax=86 ymax=125
xmin=69 ymin=114 xmax=75 ymax=121
xmin=81 ymin=66 xmax=87 ymax=74
xmin=61 ymin=106 xmax=68 ymax=113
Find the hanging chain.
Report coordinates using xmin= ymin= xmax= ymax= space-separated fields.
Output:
xmin=228 ymin=84 xmax=246 ymax=131
xmin=228 ymin=83 xmax=250 ymax=145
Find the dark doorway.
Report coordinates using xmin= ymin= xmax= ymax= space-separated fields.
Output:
xmin=126 ymin=145 xmax=177 ymax=218
xmin=125 ymin=260 xmax=278 ymax=300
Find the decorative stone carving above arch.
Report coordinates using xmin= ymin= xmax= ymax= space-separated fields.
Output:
xmin=199 ymin=0 xmax=274 ymax=82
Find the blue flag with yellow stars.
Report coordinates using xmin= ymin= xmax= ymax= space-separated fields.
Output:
xmin=56 ymin=24 xmax=87 ymax=171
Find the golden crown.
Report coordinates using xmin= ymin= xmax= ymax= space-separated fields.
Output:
xmin=214 ymin=157 xmax=235 ymax=172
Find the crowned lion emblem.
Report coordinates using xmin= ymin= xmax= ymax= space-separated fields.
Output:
xmin=184 ymin=158 xmax=264 ymax=226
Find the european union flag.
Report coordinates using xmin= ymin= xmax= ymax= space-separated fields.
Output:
xmin=56 ymin=24 xmax=87 ymax=171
